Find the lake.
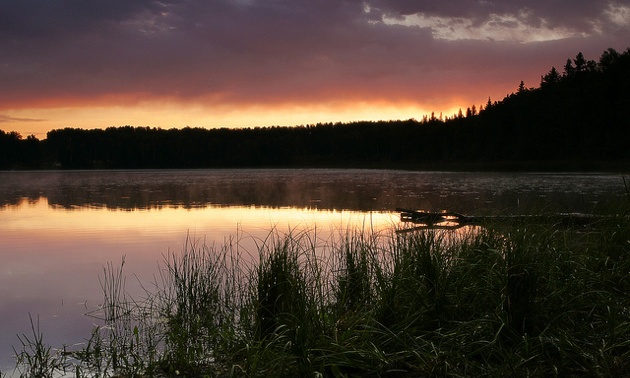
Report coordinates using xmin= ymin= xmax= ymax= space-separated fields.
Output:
xmin=0 ymin=169 xmax=627 ymax=372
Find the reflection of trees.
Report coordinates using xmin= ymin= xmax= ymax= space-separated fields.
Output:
xmin=0 ymin=171 xmax=620 ymax=215
xmin=34 ymin=173 xmax=409 ymax=211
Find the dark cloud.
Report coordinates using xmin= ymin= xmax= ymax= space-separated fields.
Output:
xmin=0 ymin=0 xmax=169 ymax=38
xmin=0 ymin=0 xmax=628 ymax=112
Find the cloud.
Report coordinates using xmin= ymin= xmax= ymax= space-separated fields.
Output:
xmin=367 ymin=0 xmax=630 ymax=31
xmin=0 ymin=0 xmax=168 ymax=38
xmin=0 ymin=114 xmax=46 ymax=123
xmin=0 ymin=0 xmax=628 ymax=116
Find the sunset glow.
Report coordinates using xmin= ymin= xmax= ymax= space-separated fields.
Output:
xmin=1 ymin=1 xmax=629 ymax=138
xmin=3 ymin=197 xmax=398 ymax=238
xmin=4 ymin=101 xmax=460 ymax=139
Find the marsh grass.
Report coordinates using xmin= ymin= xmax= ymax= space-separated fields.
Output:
xmin=12 ymin=314 xmax=71 ymax=378
xmin=12 ymin=213 xmax=630 ymax=377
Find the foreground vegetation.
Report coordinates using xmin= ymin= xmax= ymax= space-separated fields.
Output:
xmin=10 ymin=210 xmax=630 ymax=377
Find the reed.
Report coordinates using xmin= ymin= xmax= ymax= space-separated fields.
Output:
xmin=12 ymin=214 xmax=630 ymax=377
xmin=12 ymin=314 xmax=70 ymax=378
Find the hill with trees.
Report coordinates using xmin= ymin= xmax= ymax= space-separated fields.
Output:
xmin=1 ymin=47 xmax=629 ymax=171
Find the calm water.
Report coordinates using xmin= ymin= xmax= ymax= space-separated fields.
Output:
xmin=0 ymin=169 xmax=626 ymax=371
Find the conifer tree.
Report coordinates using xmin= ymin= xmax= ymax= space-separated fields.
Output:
xmin=541 ymin=67 xmax=560 ymax=86
xmin=563 ymin=58 xmax=575 ymax=77
xmin=573 ymin=52 xmax=586 ymax=73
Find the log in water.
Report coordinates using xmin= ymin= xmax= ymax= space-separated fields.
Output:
xmin=397 ymin=208 xmax=616 ymax=231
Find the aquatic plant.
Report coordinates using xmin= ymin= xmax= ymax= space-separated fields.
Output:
xmin=12 ymin=214 xmax=630 ymax=376
xmin=12 ymin=314 xmax=70 ymax=378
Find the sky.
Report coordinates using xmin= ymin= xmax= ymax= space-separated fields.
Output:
xmin=2 ymin=0 xmax=630 ymax=139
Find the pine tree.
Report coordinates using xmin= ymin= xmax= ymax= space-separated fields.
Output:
xmin=563 ymin=58 xmax=575 ymax=77
xmin=598 ymin=47 xmax=620 ymax=70
xmin=541 ymin=66 xmax=560 ymax=87
xmin=574 ymin=52 xmax=586 ymax=73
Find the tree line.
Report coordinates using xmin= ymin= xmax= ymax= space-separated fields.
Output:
xmin=2 ymin=47 xmax=629 ymax=170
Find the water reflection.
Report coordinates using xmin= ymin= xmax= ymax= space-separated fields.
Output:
xmin=0 ymin=169 xmax=626 ymax=214
xmin=0 ymin=169 xmax=627 ymax=372
xmin=0 ymin=193 xmax=397 ymax=372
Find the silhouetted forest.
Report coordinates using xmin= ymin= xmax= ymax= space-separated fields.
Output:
xmin=2 ymin=47 xmax=629 ymax=171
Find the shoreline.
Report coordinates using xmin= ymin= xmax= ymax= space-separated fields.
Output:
xmin=2 ymin=160 xmax=629 ymax=173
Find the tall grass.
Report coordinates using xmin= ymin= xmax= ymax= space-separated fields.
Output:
xmin=12 ymin=314 xmax=71 ymax=378
xmin=12 ymin=214 xmax=630 ymax=377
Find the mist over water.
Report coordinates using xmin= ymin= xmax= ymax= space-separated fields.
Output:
xmin=0 ymin=169 xmax=626 ymax=372
xmin=1 ymin=169 xmax=625 ymax=213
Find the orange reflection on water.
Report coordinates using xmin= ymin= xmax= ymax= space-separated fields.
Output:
xmin=3 ymin=197 xmax=398 ymax=240
xmin=0 ymin=197 xmax=400 ymax=370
